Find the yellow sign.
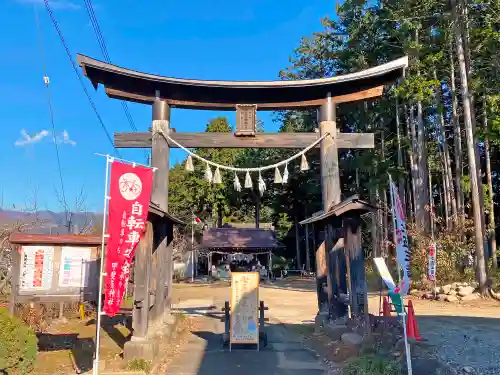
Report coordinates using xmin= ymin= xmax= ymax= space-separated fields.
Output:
xmin=230 ymin=272 xmax=259 ymax=344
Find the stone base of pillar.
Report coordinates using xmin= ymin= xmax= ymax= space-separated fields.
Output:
xmin=123 ymin=337 xmax=159 ymax=361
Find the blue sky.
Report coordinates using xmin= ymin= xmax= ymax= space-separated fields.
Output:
xmin=0 ymin=0 xmax=336 ymax=212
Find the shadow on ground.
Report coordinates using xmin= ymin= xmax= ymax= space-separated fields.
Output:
xmin=37 ymin=332 xmax=95 ymax=373
xmin=260 ymin=279 xmax=317 ymax=293
xmin=36 ymin=315 xmax=131 ymax=373
xmin=86 ymin=315 xmax=131 ymax=349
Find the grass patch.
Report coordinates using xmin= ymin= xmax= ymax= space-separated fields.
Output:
xmin=121 ymin=296 xmax=133 ymax=309
xmin=344 ymin=354 xmax=400 ymax=375
xmin=287 ymin=324 xmax=314 ymax=336
xmin=125 ymin=358 xmax=151 ymax=373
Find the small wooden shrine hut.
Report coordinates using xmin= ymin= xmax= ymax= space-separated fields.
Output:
xmin=300 ymin=195 xmax=376 ymax=319
xmin=201 ymin=226 xmax=282 ymax=274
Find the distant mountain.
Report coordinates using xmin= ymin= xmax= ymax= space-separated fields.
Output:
xmin=0 ymin=209 xmax=103 ymax=235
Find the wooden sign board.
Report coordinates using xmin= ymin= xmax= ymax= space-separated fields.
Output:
xmin=230 ymin=272 xmax=259 ymax=344
xmin=235 ymin=104 xmax=257 ymax=136
xmin=13 ymin=244 xmax=99 ymax=303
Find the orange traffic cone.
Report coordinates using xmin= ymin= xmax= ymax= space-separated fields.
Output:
xmin=406 ymin=300 xmax=421 ymax=341
xmin=382 ymin=297 xmax=391 ymax=317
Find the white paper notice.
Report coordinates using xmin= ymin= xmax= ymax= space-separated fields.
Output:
xmin=20 ymin=246 xmax=54 ymax=290
xmin=58 ymin=247 xmax=92 ymax=287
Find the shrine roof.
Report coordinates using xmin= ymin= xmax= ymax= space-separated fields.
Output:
xmin=202 ymin=228 xmax=283 ymax=251
xmin=77 ymin=54 xmax=408 ymax=109
xmin=9 ymin=233 xmax=104 ymax=246
xmin=299 ymin=195 xmax=378 ymax=225
xmin=148 ymin=202 xmax=184 ymax=225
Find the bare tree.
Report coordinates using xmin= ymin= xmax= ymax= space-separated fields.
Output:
xmin=0 ymin=185 xmax=45 ymax=296
xmin=54 ymin=186 xmax=94 ymax=234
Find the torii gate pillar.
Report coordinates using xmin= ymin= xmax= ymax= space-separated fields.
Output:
xmin=151 ymin=95 xmax=174 ymax=321
xmin=316 ymin=93 xmax=343 ymax=317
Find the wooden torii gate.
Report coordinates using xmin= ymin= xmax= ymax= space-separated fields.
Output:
xmin=78 ymin=54 xmax=408 ymax=349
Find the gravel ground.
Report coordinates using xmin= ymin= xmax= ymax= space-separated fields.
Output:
xmin=418 ymin=315 xmax=500 ymax=375
xmin=172 ymin=281 xmax=500 ymax=375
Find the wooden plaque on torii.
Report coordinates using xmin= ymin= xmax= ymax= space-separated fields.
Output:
xmin=235 ymin=104 xmax=257 ymax=137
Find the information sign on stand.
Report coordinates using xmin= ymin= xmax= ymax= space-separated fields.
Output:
xmin=230 ymin=272 xmax=259 ymax=348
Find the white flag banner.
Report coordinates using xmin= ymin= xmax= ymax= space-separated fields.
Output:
xmin=389 ymin=176 xmax=411 ymax=295
xmin=373 ymin=257 xmax=397 ymax=291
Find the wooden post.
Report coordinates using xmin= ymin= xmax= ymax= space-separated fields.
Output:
xmin=165 ymin=222 xmax=174 ymax=309
xmin=151 ymin=94 xmax=171 ymax=322
xmin=9 ymin=245 xmax=20 ymax=316
xmin=318 ymin=94 xmax=342 ymax=316
xmin=343 ymin=216 xmax=367 ymax=317
xmin=151 ymin=95 xmax=170 ymax=210
xmin=319 ymin=94 xmax=341 ymax=206
xmin=305 ymin=221 xmax=311 ymax=272
xmin=295 ymin=216 xmax=301 ymax=270
xmin=132 ymin=221 xmax=153 ymax=339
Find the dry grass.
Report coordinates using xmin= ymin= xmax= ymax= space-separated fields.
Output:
xmin=33 ymin=315 xmax=130 ymax=375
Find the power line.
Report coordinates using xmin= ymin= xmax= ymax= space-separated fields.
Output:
xmin=83 ymin=0 xmax=150 ymax=161
xmin=42 ymin=0 xmax=120 ymax=157
xmin=34 ymin=6 xmax=70 ymax=229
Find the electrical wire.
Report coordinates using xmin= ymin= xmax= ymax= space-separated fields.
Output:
xmin=83 ymin=0 xmax=150 ymax=161
xmin=34 ymin=6 xmax=70 ymax=227
xmin=42 ymin=0 xmax=120 ymax=157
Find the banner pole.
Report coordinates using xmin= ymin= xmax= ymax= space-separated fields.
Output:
xmin=191 ymin=213 xmax=195 ymax=283
xmin=388 ymin=174 xmax=412 ymax=375
xmin=93 ymin=155 xmax=112 ymax=375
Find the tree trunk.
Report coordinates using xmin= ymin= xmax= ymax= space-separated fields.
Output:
xmin=449 ymin=43 xmax=465 ymax=218
xmin=429 ymin=169 xmax=435 ymax=236
xmin=405 ymin=104 xmax=416 ymax=220
xmin=459 ymin=0 xmax=486 ymax=240
xmin=414 ymin=29 xmax=430 ymax=233
xmin=441 ymin=171 xmax=448 ymax=221
xmin=217 ymin=205 xmax=223 ymax=228
xmin=395 ymin=98 xmax=406 ymax=211
xmin=380 ymin=129 xmax=389 ymax=257
xmin=484 ymin=106 xmax=497 ymax=269
xmin=416 ymin=107 xmax=430 ymax=231
xmin=409 ymin=104 xmax=421 ymax=226
xmin=433 ymin=68 xmax=457 ymax=226
xmin=451 ymin=0 xmax=488 ymax=293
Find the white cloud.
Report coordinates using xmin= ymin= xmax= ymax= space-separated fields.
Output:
xmin=15 ymin=129 xmax=50 ymax=146
xmin=14 ymin=129 xmax=76 ymax=147
xmin=58 ymin=130 xmax=76 ymax=146
xmin=14 ymin=0 xmax=81 ymax=10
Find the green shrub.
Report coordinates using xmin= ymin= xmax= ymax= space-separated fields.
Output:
xmin=344 ymin=354 xmax=401 ymax=375
xmin=0 ymin=308 xmax=38 ymax=374
xmin=125 ymin=358 xmax=151 ymax=373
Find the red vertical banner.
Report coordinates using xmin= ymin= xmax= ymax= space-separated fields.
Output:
xmin=103 ymin=161 xmax=154 ymax=316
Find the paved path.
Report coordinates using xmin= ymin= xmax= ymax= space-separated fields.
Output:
xmin=170 ymin=300 xmax=327 ymax=375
